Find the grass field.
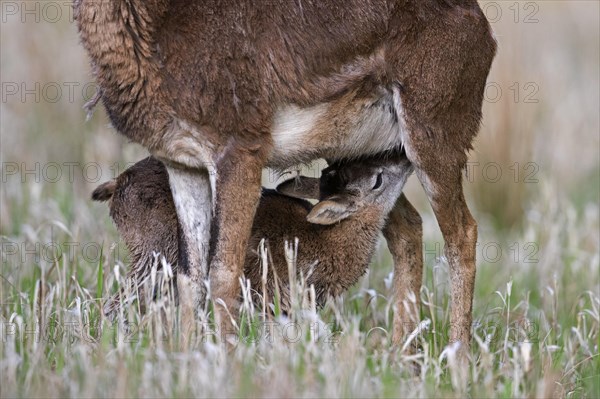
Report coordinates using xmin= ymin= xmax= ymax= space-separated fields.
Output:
xmin=1 ymin=1 xmax=599 ymax=398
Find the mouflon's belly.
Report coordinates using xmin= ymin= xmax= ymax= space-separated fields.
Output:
xmin=268 ymin=84 xmax=407 ymax=169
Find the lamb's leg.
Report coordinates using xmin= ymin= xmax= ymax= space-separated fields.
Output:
xmin=383 ymin=194 xmax=423 ymax=349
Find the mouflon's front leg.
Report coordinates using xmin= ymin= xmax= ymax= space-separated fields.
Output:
xmin=207 ymin=140 xmax=268 ymax=344
xmin=165 ymin=164 xmax=213 ymax=347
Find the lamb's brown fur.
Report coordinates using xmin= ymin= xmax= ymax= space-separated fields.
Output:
xmin=94 ymin=155 xmax=412 ymax=315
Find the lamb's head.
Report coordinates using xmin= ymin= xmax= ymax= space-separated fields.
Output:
xmin=277 ymin=152 xmax=413 ymax=225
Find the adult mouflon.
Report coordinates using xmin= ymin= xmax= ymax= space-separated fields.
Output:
xmin=76 ymin=0 xmax=496 ymax=349
xmin=94 ymin=155 xmax=413 ymax=316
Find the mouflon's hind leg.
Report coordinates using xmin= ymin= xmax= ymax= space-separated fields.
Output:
xmin=383 ymin=194 xmax=423 ymax=350
xmin=384 ymin=6 xmax=495 ymax=355
xmin=414 ymin=162 xmax=477 ymax=353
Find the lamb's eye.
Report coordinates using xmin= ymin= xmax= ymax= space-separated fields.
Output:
xmin=372 ymin=172 xmax=383 ymax=190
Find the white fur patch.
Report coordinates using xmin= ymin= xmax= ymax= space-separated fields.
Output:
xmin=336 ymin=86 xmax=405 ymax=159
xmin=392 ymin=85 xmax=409 ymax=150
xmin=270 ymin=104 xmax=328 ymax=162
xmin=165 ymin=165 xmax=212 ymax=283
xmin=153 ymin=119 xmax=215 ymax=170
xmin=269 ymin=84 xmax=407 ymax=168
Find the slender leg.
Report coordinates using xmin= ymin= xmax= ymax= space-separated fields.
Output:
xmin=415 ymin=166 xmax=477 ymax=350
xmin=208 ymin=143 xmax=266 ymax=343
xmin=382 ymin=194 xmax=423 ymax=348
xmin=165 ymin=165 xmax=213 ymax=347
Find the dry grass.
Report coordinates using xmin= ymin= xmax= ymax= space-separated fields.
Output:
xmin=1 ymin=1 xmax=599 ymax=398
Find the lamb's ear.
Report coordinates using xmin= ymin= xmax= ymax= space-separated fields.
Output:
xmin=276 ymin=176 xmax=320 ymax=200
xmin=92 ymin=180 xmax=117 ymax=202
xmin=307 ymin=198 xmax=354 ymax=225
